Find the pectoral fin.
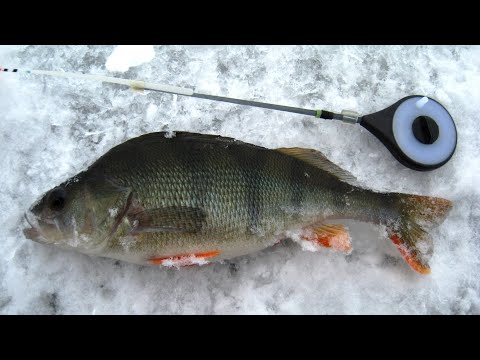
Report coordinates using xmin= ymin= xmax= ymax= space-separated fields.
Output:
xmin=128 ymin=205 xmax=206 ymax=234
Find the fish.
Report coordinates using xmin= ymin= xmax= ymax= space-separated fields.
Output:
xmin=23 ymin=132 xmax=452 ymax=274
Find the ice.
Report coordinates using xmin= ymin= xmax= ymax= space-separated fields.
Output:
xmin=105 ymin=45 xmax=155 ymax=72
xmin=1 ymin=45 xmax=479 ymax=314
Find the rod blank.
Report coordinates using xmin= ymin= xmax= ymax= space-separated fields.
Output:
xmin=2 ymin=67 xmax=347 ymax=121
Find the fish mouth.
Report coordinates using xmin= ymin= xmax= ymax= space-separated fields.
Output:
xmin=22 ymin=211 xmax=48 ymax=243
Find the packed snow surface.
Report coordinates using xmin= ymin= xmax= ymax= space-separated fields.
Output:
xmin=0 ymin=45 xmax=479 ymax=314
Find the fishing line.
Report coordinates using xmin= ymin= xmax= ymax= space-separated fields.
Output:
xmin=1 ymin=67 xmax=457 ymax=171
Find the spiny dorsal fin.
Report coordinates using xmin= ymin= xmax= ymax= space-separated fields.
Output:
xmin=276 ymin=147 xmax=358 ymax=186
xmin=130 ymin=132 xmax=268 ymax=151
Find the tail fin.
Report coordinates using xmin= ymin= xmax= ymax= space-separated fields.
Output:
xmin=387 ymin=194 xmax=452 ymax=274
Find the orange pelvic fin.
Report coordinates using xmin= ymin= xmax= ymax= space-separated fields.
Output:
xmin=302 ymin=224 xmax=352 ymax=252
xmin=149 ymin=251 xmax=220 ymax=267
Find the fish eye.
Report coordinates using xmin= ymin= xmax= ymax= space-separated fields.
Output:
xmin=48 ymin=187 xmax=67 ymax=212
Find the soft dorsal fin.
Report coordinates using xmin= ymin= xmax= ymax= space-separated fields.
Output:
xmin=276 ymin=147 xmax=358 ymax=186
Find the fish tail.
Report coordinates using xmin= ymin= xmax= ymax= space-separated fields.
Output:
xmin=385 ymin=193 xmax=452 ymax=274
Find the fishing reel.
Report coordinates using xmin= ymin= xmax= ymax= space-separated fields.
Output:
xmin=359 ymin=96 xmax=457 ymax=171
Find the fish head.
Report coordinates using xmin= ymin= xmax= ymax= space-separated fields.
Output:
xmin=23 ymin=172 xmax=131 ymax=254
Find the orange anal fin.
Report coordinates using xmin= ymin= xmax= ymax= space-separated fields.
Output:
xmin=301 ymin=224 xmax=352 ymax=252
xmin=389 ymin=233 xmax=431 ymax=275
xmin=149 ymin=251 xmax=220 ymax=267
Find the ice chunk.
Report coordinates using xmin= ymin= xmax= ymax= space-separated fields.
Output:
xmin=108 ymin=208 xmax=118 ymax=218
xmin=105 ymin=45 xmax=155 ymax=72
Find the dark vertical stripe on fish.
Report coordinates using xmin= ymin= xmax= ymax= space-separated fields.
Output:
xmin=230 ymin=146 xmax=267 ymax=234
xmin=248 ymin=149 xmax=268 ymax=234
xmin=289 ymin=158 xmax=304 ymax=214
xmin=187 ymin=142 xmax=208 ymax=210
xmin=165 ymin=141 xmax=206 ymax=211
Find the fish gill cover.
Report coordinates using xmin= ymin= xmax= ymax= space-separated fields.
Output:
xmin=0 ymin=45 xmax=479 ymax=314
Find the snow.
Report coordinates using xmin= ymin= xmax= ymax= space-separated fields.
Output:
xmin=1 ymin=45 xmax=479 ymax=314
xmin=105 ymin=45 xmax=155 ymax=72
xmin=159 ymin=255 xmax=212 ymax=268
xmin=108 ymin=208 xmax=119 ymax=218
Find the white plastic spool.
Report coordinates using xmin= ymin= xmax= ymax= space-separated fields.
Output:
xmin=392 ymin=97 xmax=457 ymax=167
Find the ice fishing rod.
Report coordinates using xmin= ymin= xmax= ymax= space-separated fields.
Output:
xmin=1 ymin=67 xmax=457 ymax=171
